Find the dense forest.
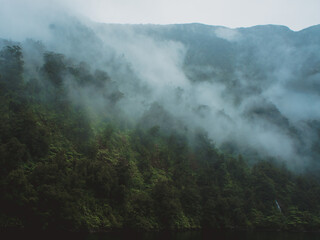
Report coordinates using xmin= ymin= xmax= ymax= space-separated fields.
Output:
xmin=1 ymin=42 xmax=320 ymax=232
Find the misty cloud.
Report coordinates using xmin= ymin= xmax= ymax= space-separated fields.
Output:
xmin=1 ymin=0 xmax=320 ymax=171
xmin=214 ymin=27 xmax=241 ymax=42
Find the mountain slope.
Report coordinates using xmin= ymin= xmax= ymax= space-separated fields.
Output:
xmin=0 ymin=19 xmax=320 ymax=231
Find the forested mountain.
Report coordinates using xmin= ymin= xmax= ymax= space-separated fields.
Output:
xmin=0 ymin=18 xmax=320 ymax=231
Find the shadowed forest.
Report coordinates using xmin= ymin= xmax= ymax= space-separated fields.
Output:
xmin=1 ymin=37 xmax=320 ymax=231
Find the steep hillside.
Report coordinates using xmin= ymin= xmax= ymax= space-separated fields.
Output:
xmin=1 ymin=20 xmax=320 ymax=231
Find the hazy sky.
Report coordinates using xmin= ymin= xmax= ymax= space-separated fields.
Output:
xmin=65 ymin=0 xmax=320 ymax=31
xmin=0 ymin=0 xmax=319 ymax=31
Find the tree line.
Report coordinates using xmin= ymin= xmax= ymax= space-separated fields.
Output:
xmin=0 ymin=44 xmax=319 ymax=232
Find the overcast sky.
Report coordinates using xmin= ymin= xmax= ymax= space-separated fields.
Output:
xmin=0 ymin=0 xmax=319 ymax=31
xmin=64 ymin=0 xmax=320 ymax=31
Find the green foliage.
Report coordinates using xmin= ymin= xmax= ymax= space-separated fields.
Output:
xmin=42 ymin=52 xmax=66 ymax=87
xmin=1 ymin=43 xmax=320 ymax=232
xmin=0 ymin=46 xmax=24 ymax=93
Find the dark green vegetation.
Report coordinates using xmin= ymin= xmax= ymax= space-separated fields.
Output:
xmin=2 ymin=230 xmax=320 ymax=240
xmin=0 ymin=43 xmax=320 ymax=232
